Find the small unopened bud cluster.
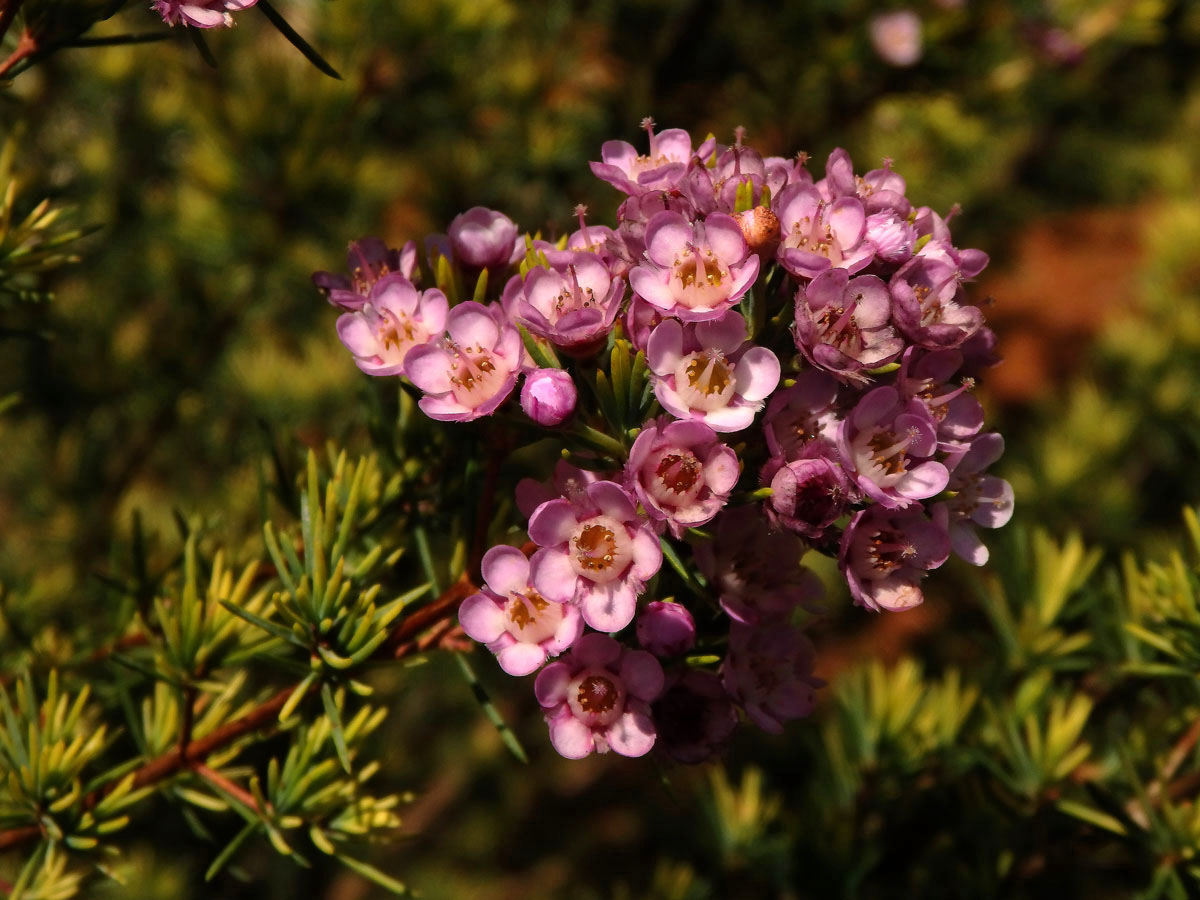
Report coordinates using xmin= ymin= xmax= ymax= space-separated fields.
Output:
xmin=316 ymin=122 xmax=1013 ymax=762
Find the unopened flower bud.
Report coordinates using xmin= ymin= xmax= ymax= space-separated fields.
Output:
xmin=733 ymin=206 xmax=781 ymax=258
xmin=636 ymin=601 xmax=696 ymax=657
xmin=448 ymin=207 xmax=519 ymax=269
xmin=869 ymin=10 xmax=923 ymax=68
xmin=521 ymin=368 xmax=577 ymax=426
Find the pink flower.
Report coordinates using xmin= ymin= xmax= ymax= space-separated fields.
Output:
xmin=590 ymin=118 xmax=712 ymax=196
xmin=651 ymin=669 xmax=738 ymax=764
xmin=528 ymin=481 xmax=662 ymax=633
xmin=515 ymin=460 xmax=601 ymax=520
xmin=819 ymin=149 xmax=912 ymax=217
xmin=625 ymin=417 xmax=739 ymax=537
xmin=447 ymin=207 xmax=520 ymax=269
xmin=762 ymin=371 xmax=842 ymax=462
xmin=502 ymin=251 xmax=625 ymax=353
xmin=723 ymin=622 xmax=823 ymax=734
xmin=694 ymin=507 xmax=824 ymax=626
xmin=458 ymin=546 xmax=583 ymax=676
xmin=404 ymin=302 xmax=523 ymax=422
xmin=636 ymin=601 xmax=696 ymax=658
xmin=535 ymin=633 xmax=664 ymax=758
xmin=839 ymin=504 xmax=950 ymax=612
xmin=869 ymin=10 xmax=923 ymax=68
xmin=647 ymin=312 xmax=780 ymax=433
xmin=313 ymin=237 xmax=419 ymax=312
xmin=153 ymin=0 xmax=256 ymax=27
xmin=890 ymin=253 xmax=983 ymax=350
xmin=629 ymin=211 xmax=759 ymax=322
xmin=774 ymin=184 xmax=875 ymax=280
xmin=837 ymin=386 xmax=948 ymax=508
xmin=793 ymin=268 xmax=904 ymax=384
xmin=761 ymin=452 xmax=852 ymax=539
xmin=896 ymin=348 xmax=984 ymax=446
xmin=335 ymin=276 xmax=447 ymax=377
xmin=932 ymin=433 xmax=1014 ymax=565
xmin=520 ymin=368 xmax=577 ymax=426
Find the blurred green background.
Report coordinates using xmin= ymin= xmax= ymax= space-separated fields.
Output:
xmin=3 ymin=0 xmax=1200 ymax=896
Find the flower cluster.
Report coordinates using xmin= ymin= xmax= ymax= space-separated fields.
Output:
xmin=317 ymin=122 xmax=1013 ymax=762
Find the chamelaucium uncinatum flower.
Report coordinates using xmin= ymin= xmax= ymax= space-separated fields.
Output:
xmin=316 ymin=122 xmax=1013 ymax=761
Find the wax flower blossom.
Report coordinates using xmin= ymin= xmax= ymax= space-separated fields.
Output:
xmin=458 ymin=546 xmax=583 ymax=676
xmin=404 ymin=301 xmax=523 ymax=421
xmin=535 ymin=633 xmax=664 ymax=758
xmin=320 ymin=125 xmax=1013 ymax=762
xmin=504 ymin=250 xmax=625 ymax=353
xmin=528 ymin=481 xmax=662 ymax=633
xmin=590 ymin=118 xmax=712 ymax=196
xmin=630 ymin=211 xmax=760 ymax=322
xmin=335 ymin=276 xmax=447 ymax=378
xmin=625 ymin=418 xmax=739 ymax=537
xmin=840 ymin=504 xmax=950 ymax=612
xmin=648 ymin=312 xmax=780 ymax=433
xmin=313 ymin=237 xmax=418 ymax=312
xmin=153 ymin=0 xmax=256 ymax=26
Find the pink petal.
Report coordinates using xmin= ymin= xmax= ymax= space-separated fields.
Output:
xmin=336 ymin=314 xmax=377 ymax=357
xmin=619 ymin=650 xmax=665 ymax=701
xmin=702 ymin=405 xmax=758 ymax=433
xmin=896 ymin=460 xmax=949 ymax=500
xmin=588 ymin=481 xmax=637 ymax=522
xmin=653 ymin=380 xmax=693 ymax=419
xmin=529 ymin=548 xmax=579 ymax=604
xmin=481 ymin=545 xmax=531 ymax=596
xmin=404 ymin=344 xmax=453 ymax=394
xmin=647 ymin=319 xmax=684 ymax=375
xmin=548 ymin=606 xmax=585 ymax=652
xmin=548 ymin=713 xmax=596 ymax=758
xmin=630 ymin=529 xmax=663 ymax=581
xmin=600 ymin=140 xmax=638 ymax=168
xmin=372 ymin=276 xmax=420 ymax=316
xmin=535 ymin=662 xmax=572 ymax=707
xmin=420 ymin=289 xmax=449 ymax=332
xmin=606 ymin=704 xmax=656 ymax=757
xmin=950 ymin=523 xmax=989 ymax=566
xmin=851 ymin=386 xmax=900 ymax=429
xmin=694 ymin=311 xmax=748 ymax=353
xmin=734 ymin=346 xmax=781 ymax=402
xmin=497 ymin=642 xmax=547 ymax=677
xmin=701 ymin=213 xmax=749 ymax=264
xmin=457 ymin=593 xmax=506 ymax=643
xmin=580 ymin=580 xmax=637 ymax=633
xmin=574 ymin=632 xmax=622 ymax=667
xmin=827 ymin=197 xmax=866 ymax=247
xmin=645 ymin=212 xmax=695 ymax=266
xmin=528 ymin=499 xmax=581 ymax=547
xmin=629 ymin=266 xmax=677 ymax=312
xmin=446 ymin=301 xmax=500 ymax=349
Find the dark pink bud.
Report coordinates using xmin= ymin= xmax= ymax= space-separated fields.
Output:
xmin=448 ymin=207 xmax=519 ymax=269
xmin=520 ymin=369 xmax=577 ymax=426
xmin=636 ymin=601 xmax=696 ymax=657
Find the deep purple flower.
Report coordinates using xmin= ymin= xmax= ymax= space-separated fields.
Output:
xmin=404 ymin=301 xmax=523 ymax=422
xmin=839 ymin=504 xmax=950 ymax=612
xmin=647 ymin=312 xmax=780 ymax=433
xmin=837 ymin=386 xmax=949 ymax=508
xmin=932 ymin=433 xmax=1014 ymax=565
xmin=535 ymin=633 xmax=664 ymax=758
xmin=774 ymin=184 xmax=874 ymax=280
xmin=335 ymin=276 xmax=447 ymax=377
xmin=636 ymin=601 xmax=697 ymax=658
xmin=761 ymin=452 xmax=852 ymax=539
xmin=313 ymin=238 xmax=418 ymax=312
xmin=590 ymin=119 xmax=712 ymax=196
xmin=503 ymin=250 xmax=625 ymax=353
xmin=793 ymin=269 xmax=904 ymax=384
xmin=694 ymin=507 xmax=824 ymax=625
xmin=762 ymin=371 xmax=842 ymax=462
xmin=520 ymin=368 xmax=577 ymax=426
xmin=869 ymin=10 xmax=923 ymax=67
xmin=651 ymin=669 xmax=738 ymax=764
xmin=625 ymin=418 xmax=739 ymax=537
xmin=153 ymin=0 xmax=255 ymax=26
xmin=448 ymin=207 xmax=520 ymax=269
xmin=528 ymin=481 xmax=662 ymax=633
xmin=629 ymin=211 xmax=760 ymax=322
xmin=458 ymin=546 xmax=583 ymax=676
xmin=723 ymin=622 xmax=823 ymax=734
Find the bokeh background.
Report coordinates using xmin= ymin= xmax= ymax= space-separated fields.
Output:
xmin=2 ymin=0 xmax=1200 ymax=896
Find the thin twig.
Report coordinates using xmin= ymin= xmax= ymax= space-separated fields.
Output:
xmin=0 ymin=29 xmax=36 ymax=80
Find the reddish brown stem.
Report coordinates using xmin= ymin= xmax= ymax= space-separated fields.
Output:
xmin=0 ymin=28 xmax=36 ymax=81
